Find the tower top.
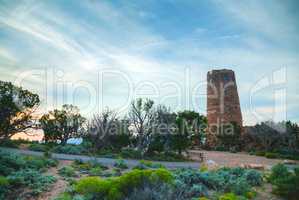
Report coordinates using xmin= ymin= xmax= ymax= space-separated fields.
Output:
xmin=208 ymin=69 xmax=234 ymax=75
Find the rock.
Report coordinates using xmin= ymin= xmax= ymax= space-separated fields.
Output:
xmin=241 ymin=163 xmax=265 ymax=170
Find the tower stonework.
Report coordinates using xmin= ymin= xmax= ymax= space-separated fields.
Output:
xmin=206 ymin=69 xmax=242 ymax=147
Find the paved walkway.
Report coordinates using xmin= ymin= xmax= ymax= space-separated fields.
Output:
xmin=0 ymin=147 xmax=201 ymax=169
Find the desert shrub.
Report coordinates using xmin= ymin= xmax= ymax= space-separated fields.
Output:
xmin=124 ymin=182 xmax=184 ymax=200
xmin=133 ymin=160 xmax=165 ymax=170
xmin=54 ymin=193 xmax=72 ymax=200
xmin=255 ymin=151 xmax=265 ymax=156
xmin=24 ymin=155 xmax=58 ymax=170
xmin=75 ymin=169 xmax=173 ymax=200
xmin=268 ymin=164 xmax=299 ymax=200
xmin=0 ymin=176 xmax=9 ymax=198
xmin=265 ymin=152 xmax=279 ymax=159
xmin=72 ymin=159 xmax=108 ymax=174
xmin=89 ymin=167 xmax=103 ymax=176
xmin=52 ymin=144 xmax=87 ymax=155
xmin=101 ymin=169 xmax=121 ymax=177
xmin=243 ymin=170 xmax=263 ymax=186
xmin=0 ymin=150 xmax=26 ymax=176
xmin=268 ymin=163 xmax=290 ymax=183
xmin=59 ymin=166 xmax=76 ymax=177
xmin=0 ymin=150 xmax=57 ymax=176
xmin=172 ymin=167 xmax=262 ymax=197
xmin=120 ymin=148 xmax=142 ymax=159
xmin=114 ymin=159 xmax=128 ymax=169
xmin=145 ymin=151 xmax=187 ymax=162
xmin=28 ymin=143 xmax=48 ymax=152
xmin=0 ymin=139 xmax=18 ymax=148
xmin=7 ymin=168 xmax=56 ymax=195
xmin=215 ymin=146 xmax=228 ymax=152
xmin=218 ymin=193 xmax=238 ymax=200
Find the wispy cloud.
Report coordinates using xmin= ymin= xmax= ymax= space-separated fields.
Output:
xmin=0 ymin=0 xmax=298 ymax=124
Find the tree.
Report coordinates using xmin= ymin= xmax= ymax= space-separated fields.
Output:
xmin=40 ymin=104 xmax=85 ymax=145
xmin=216 ymin=121 xmax=242 ymax=151
xmin=0 ymin=81 xmax=40 ymax=141
xmin=147 ymin=105 xmax=177 ymax=153
xmin=128 ymin=98 xmax=154 ymax=152
xmin=87 ymin=109 xmax=130 ymax=150
xmin=176 ymin=111 xmax=207 ymax=148
xmin=245 ymin=121 xmax=299 ymax=152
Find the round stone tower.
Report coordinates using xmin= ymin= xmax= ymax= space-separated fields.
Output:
xmin=206 ymin=69 xmax=243 ymax=146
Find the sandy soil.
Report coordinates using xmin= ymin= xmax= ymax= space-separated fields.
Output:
xmin=189 ymin=150 xmax=299 ymax=169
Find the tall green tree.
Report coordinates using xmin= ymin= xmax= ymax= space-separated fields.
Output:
xmin=0 ymin=81 xmax=40 ymax=140
xmin=40 ymin=104 xmax=85 ymax=145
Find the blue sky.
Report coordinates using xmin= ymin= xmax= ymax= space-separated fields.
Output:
xmin=0 ymin=0 xmax=298 ymax=125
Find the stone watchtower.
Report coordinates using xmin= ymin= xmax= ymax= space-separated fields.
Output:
xmin=206 ymin=69 xmax=242 ymax=147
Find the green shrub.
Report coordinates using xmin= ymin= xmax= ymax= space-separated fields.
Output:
xmin=75 ymin=169 xmax=173 ymax=200
xmin=173 ymin=167 xmax=262 ymax=197
xmin=28 ymin=143 xmax=48 ymax=152
xmin=24 ymin=156 xmax=58 ymax=170
xmin=269 ymin=164 xmax=299 ymax=200
xmin=59 ymin=166 xmax=76 ymax=177
xmin=255 ymin=151 xmax=265 ymax=156
xmin=268 ymin=163 xmax=290 ymax=183
xmin=7 ymin=169 xmax=56 ymax=195
xmin=133 ymin=160 xmax=165 ymax=170
xmin=243 ymin=170 xmax=263 ymax=186
xmin=52 ymin=145 xmax=86 ymax=155
xmin=114 ymin=159 xmax=128 ymax=169
xmin=0 ymin=139 xmax=18 ymax=148
xmin=89 ymin=167 xmax=103 ymax=176
xmin=120 ymin=148 xmax=142 ymax=159
xmin=265 ymin=152 xmax=279 ymax=159
xmin=0 ymin=176 xmax=9 ymax=198
xmin=54 ymin=193 xmax=72 ymax=200
xmin=0 ymin=150 xmax=26 ymax=175
xmin=0 ymin=150 xmax=57 ymax=176
xmin=72 ymin=160 xmax=108 ymax=173
xmin=218 ymin=193 xmax=238 ymax=200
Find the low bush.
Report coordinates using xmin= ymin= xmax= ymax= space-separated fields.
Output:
xmin=268 ymin=164 xmax=299 ymax=200
xmin=120 ymin=148 xmax=142 ymax=159
xmin=7 ymin=168 xmax=56 ymax=195
xmin=59 ymin=166 xmax=76 ymax=177
xmin=75 ymin=169 xmax=173 ymax=200
xmin=0 ymin=150 xmax=58 ymax=198
xmin=52 ymin=144 xmax=87 ymax=155
xmin=265 ymin=152 xmax=279 ymax=159
xmin=0 ymin=150 xmax=58 ymax=176
xmin=89 ymin=167 xmax=103 ymax=176
xmin=133 ymin=160 xmax=165 ymax=170
xmin=255 ymin=151 xmax=265 ymax=157
xmin=173 ymin=167 xmax=263 ymax=197
xmin=28 ymin=143 xmax=48 ymax=152
xmin=0 ymin=139 xmax=19 ymax=148
xmin=218 ymin=193 xmax=238 ymax=200
xmin=72 ymin=159 xmax=108 ymax=173
xmin=114 ymin=159 xmax=128 ymax=169
xmin=0 ymin=176 xmax=9 ymax=198
xmin=24 ymin=155 xmax=58 ymax=170
xmin=0 ymin=150 xmax=26 ymax=176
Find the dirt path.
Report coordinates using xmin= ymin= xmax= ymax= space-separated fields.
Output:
xmin=189 ymin=150 xmax=298 ymax=169
xmin=37 ymin=160 xmax=72 ymax=200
